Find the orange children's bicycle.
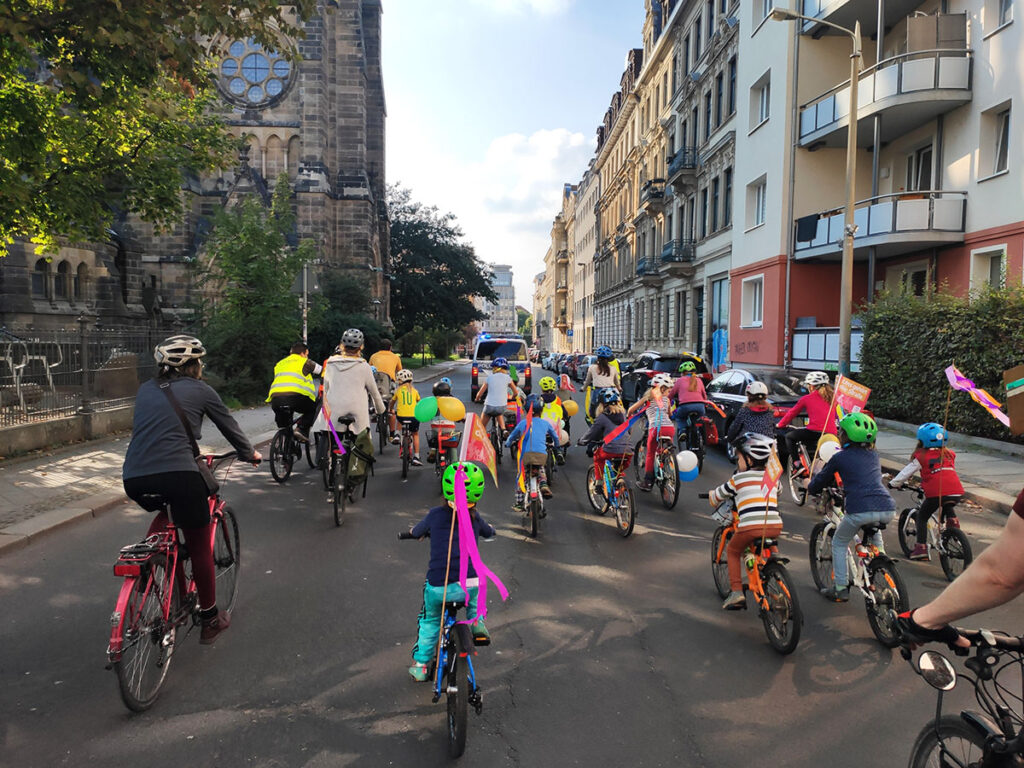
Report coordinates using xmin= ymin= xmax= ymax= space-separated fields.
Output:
xmin=704 ymin=492 xmax=803 ymax=654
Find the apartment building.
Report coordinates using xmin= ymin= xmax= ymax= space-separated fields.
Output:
xmin=532 ymin=271 xmax=553 ymax=352
xmin=572 ymin=167 xmax=600 ymax=353
xmin=480 ymin=264 xmax=517 ymax=332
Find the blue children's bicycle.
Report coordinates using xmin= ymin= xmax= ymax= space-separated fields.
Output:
xmin=581 ymin=441 xmax=636 ymax=537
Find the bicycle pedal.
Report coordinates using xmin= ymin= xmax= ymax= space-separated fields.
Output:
xmin=472 ymin=636 xmax=491 ymax=647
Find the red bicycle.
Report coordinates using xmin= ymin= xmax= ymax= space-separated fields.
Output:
xmin=106 ymin=452 xmax=248 ymax=711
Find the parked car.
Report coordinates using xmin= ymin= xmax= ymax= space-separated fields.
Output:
xmin=620 ymin=351 xmax=710 ymax=405
xmin=564 ymin=353 xmax=587 ymax=382
xmin=558 ymin=354 xmax=573 ymax=376
xmin=705 ymin=367 xmax=810 ymax=462
xmin=574 ymin=355 xmax=597 ymax=383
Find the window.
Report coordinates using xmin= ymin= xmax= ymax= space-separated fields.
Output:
xmin=746 ymin=176 xmax=767 ymax=229
xmin=760 ymin=0 xmax=774 ymax=21
xmin=684 ymin=36 xmax=690 ymax=75
xmin=728 ymin=57 xmax=737 ymax=115
xmin=723 ymin=167 xmax=733 ymax=226
xmin=741 ymin=276 xmax=764 ymax=327
xmin=995 ymin=108 xmax=1011 ymax=173
xmin=906 ymin=144 xmax=933 ymax=191
xmin=711 ymin=177 xmax=720 ymax=233
xmin=691 ymin=106 xmax=699 ymax=147
xmin=32 ymin=259 xmax=48 ymax=298
xmin=695 ymin=16 xmax=702 ymax=60
xmin=749 ymin=71 xmax=771 ymax=130
xmin=707 ymin=0 xmax=715 ymax=37
xmin=675 ymin=291 xmax=687 ymax=337
xmin=700 ymin=188 xmax=709 ymax=238
xmin=704 ymin=90 xmax=712 ymax=140
xmin=758 ymin=81 xmax=770 ymax=122
xmin=55 ymin=261 xmax=69 ymax=299
xmin=671 ymin=55 xmax=678 ymax=94
xmin=1000 ymin=0 xmax=1013 ymax=25
xmin=720 ymin=0 xmax=729 ymax=12
xmin=715 ymin=72 xmax=724 ymax=127
xmin=218 ymin=39 xmax=292 ymax=107
xmin=971 ymin=246 xmax=1007 ymax=290
xmin=74 ymin=264 xmax=87 ymax=300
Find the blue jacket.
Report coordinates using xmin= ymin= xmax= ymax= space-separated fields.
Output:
xmin=580 ymin=412 xmax=632 ymax=454
xmin=808 ymin=446 xmax=895 ymax=515
xmin=505 ymin=417 xmax=559 ymax=454
xmin=411 ymin=505 xmax=496 ymax=587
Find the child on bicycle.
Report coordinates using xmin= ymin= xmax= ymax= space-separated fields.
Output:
xmin=539 ymin=376 xmax=569 ymax=464
xmin=777 ymin=370 xmax=833 ymax=478
xmin=707 ymin=433 xmax=781 ymax=610
xmin=390 ymin=369 xmax=422 ymax=466
xmin=626 ymin=373 xmax=676 ymax=492
xmin=807 ymin=411 xmax=895 ymax=601
xmin=669 ymin=360 xmax=707 ymax=444
xmin=406 ymin=462 xmax=495 ymax=682
xmin=426 ymin=377 xmax=460 ymax=464
xmin=888 ymin=422 xmax=964 ymax=561
xmin=505 ymin=395 xmax=559 ymax=509
xmin=579 ymin=388 xmax=633 ymax=498
xmin=726 ymin=381 xmax=777 ymax=444
xmin=475 ymin=358 xmax=520 ymax=438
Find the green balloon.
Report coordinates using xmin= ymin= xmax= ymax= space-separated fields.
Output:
xmin=414 ymin=396 xmax=439 ymax=422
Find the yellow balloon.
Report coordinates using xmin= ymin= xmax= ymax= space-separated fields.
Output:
xmin=437 ymin=396 xmax=466 ymax=422
xmin=816 ymin=433 xmax=840 ymax=451
xmin=562 ymin=399 xmax=579 ymax=417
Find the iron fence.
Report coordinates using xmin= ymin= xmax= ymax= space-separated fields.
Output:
xmin=0 ymin=325 xmax=160 ymax=428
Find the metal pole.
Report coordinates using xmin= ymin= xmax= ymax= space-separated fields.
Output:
xmin=301 ymin=263 xmax=308 ymax=344
xmin=838 ymin=21 xmax=862 ymax=377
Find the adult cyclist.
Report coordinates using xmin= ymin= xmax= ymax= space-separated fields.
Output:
xmin=315 ymin=328 xmax=386 ymax=440
xmin=582 ymin=346 xmax=621 ymax=421
xmin=266 ymin=342 xmax=322 ymax=444
xmin=369 ymin=339 xmax=402 ymax=440
xmin=475 ymin=357 xmax=520 ymax=437
xmin=122 ymin=335 xmax=261 ymax=645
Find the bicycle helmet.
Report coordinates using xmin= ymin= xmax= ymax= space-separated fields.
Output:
xmin=396 ymin=369 xmax=414 ymax=383
xmin=838 ymin=411 xmax=878 ymax=445
xmin=916 ymin=422 xmax=947 ymax=448
xmin=439 ymin=376 xmax=452 ymax=388
xmin=595 ymin=345 xmax=613 ymax=359
xmin=341 ymin=328 xmax=364 ymax=348
xmin=525 ymin=394 xmax=543 ymax=415
xmin=746 ymin=381 xmax=769 ymax=398
xmin=539 ymin=376 xmax=557 ymax=392
xmin=735 ymin=432 xmax=775 ymax=463
xmin=432 ymin=379 xmax=451 ymax=397
xmin=678 ymin=360 xmax=697 ymax=373
xmin=652 ymin=373 xmax=673 ymax=389
xmin=154 ymin=335 xmax=206 ymax=367
xmin=491 ymin=357 xmax=508 ymax=370
xmin=599 ymin=387 xmax=621 ymax=405
xmin=442 ymin=462 xmax=486 ymax=503
xmin=804 ymin=371 xmax=830 ymax=388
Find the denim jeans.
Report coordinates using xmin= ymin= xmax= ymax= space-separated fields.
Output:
xmin=671 ymin=403 xmax=706 ymax=445
xmin=412 ymin=580 xmax=480 ymax=664
xmin=831 ymin=509 xmax=894 ymax=587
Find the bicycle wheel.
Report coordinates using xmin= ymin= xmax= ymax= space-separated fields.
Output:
xmin=788 ymin=458 xmax=807 ymax=506
xmin=613 ymin=479 xmax=636 ymax=538
xmin=333 ymin=456 xmax=348 ymax=527
xmin=114 ymin=555 xmax=177 ymax=712
xmin=377 ymin=414 xmax=387 ymax=454
xmin=304 ymin=436 xmax=315 ymax=469
xmin=213 ymin=506 xmax=241 ymax=613
xmin=585 ymin=466 xmax=605 ymax=514
xmin=528 ymin=496 xmax=540 ymax=538
xmin=711 ymin=526 xmax=732 ymax=598
xmin=545 ymin=448 xmax=555 ymax=488
xmin=808 ymin=522 xmax=835 ymax=592
xmin=897 ymin=508 xmax=918 ymax=557
xmin=939 ymin=528 xmax=973 ymax=582
xmin=759 ymin=562 xmax=802 ymax=655
xmin=269 ymin=431 xmax=292 ymax=484
xmin=319 ymin=435 xmax=331 ymax=491
xmin=632 ymin=439 xmax=646 ymax=485
xmin=401 ymin=432 xmax=410 ymax=480
xmin=865 ymin=558 xmax=909 ymax=647
xmin=659 ymin=449 xmax=679 ymax=510
xmin=694 ymin=427 xmax=705 ymax=472
xmin=491 ymin=428 xmax=502 ymax=465
xmin=447 ymin=625 xmax=471 ymax=758
xmin=908 ymin=714 xmax=986 ymax=768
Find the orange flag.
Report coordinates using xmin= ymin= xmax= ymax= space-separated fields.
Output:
xmin=458 ymin=412 xmax=498 ymax=487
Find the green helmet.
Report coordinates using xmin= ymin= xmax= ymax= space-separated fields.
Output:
xmin=838 ymin=411 xmax=878 ymax=445
xmin=678 ymin=360 xmax=697 ymax=373
xmin=442 ymin=462 xmax=486 ymax=503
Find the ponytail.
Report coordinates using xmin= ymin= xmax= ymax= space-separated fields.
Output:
xmin=688 ymin=374 xmax=699 ymax=392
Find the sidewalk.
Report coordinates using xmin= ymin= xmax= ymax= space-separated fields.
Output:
xmin=0 ymin=360 xmax=464 ymax=555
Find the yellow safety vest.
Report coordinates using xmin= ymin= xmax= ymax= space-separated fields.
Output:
xmin=266 ymin=354 xmax=316 ymax=401
xmin=541 ymin=397 xmax=563 ymax=425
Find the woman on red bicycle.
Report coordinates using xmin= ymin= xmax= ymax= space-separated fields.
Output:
xmin=669 ymin=360 xmax=707 ymax=441
xmin=578 ymin=388 xmax=632 ymax=497
xmin=122 ymin=335 xmax=261 ymax=644
xmin=776 ymin=370 xmax=833 ymax=474
xmin=627 ymin=373 xmax=676 ymax=492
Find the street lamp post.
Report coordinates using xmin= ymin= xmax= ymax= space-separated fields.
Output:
xmin=770 ymin=8 xmax=862 ymax=376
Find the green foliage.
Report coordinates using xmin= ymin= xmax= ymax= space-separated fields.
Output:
xmin=307 ymin=272 xmax=389 ymax=362
xmin=388 ymin=185 xmax=498 ymax=337
xmin=858 ymin=284 xmax=1024 ymax=442
xmin=196 ymin=175 xmax=315 ymax=402
xmin=0 ymin=0 xmax=315 ymax=253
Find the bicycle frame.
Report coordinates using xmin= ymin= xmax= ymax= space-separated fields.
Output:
xmin=821 ymin=508 xmax=896 ymax=602
xmin=602 ymin=456 xmax=631 ymax=508
xmin=714 ymin=513 xmax=790 ymax=614
xmin=432 ymin=606 xmax=480 ymax=705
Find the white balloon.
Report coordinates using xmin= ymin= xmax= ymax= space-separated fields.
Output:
xmin=818 ymin=441 xmax=841 ymax=462
xmin=676 ymin=450 xmax=699 ymax=472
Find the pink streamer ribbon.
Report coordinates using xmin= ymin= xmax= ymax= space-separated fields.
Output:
xmin=945 ymin=364 xmax=1010 ymax=427
xmin=453 ymin=466 xmax=509 ymax=622
xmin=321 ymin=404 xmax=348 ymax=455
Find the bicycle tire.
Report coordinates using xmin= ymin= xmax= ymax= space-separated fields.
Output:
xmin=491 ymin=428 xmax=502 ymax=465
xmin=269 ymin=431 xmax=292 ymax=484
xmin=304 ymin=437 xmax=315 ymax=470
xmin=447 ymin=625 xmax=471 ymax=758
xmin=908 ymin=714 xmax=986 ymax=768
xmin=333 ymin=456 xmax=348 ymax=527
xmin=760 ymin=562 xmax=802 ymax=655
xmin=528 ymin=496 xmax=540 ymax=538
xmin=401 ymin=431 xmax=410 ymax=480
xmin=319 ymin=435 xmax=331 ymax=491
xmin=632 ymin=439 xmax=646 ymax=485
xmin=546 ymin=448 xmax=556 ymax=488
xmin=213 ymin=506 xmax=241 ymax=613
xmin=659 ymin=448 xmax=679 ymax=510
xmin=614 ymin=480 xmax=636 ymax=538
xmin=585 ymin=466 xmax=606 ymax=514
xmin=865 ymin=558 xmax=909 ymax=647
xmin=808 ymin=522 xmax=835 ymax=592
xmin=787 ymin=455 xmax=807 ymax=506
xmin=939 ymin=528 xmax=973 ymax=582
xmin=897 ymin=508 xmax=917 ymax=557
xmin=377 ymin=414 xmax=387 ymax=455
xmin=711 ymin=526 xmax=732 ymax=598
xmin=114 ymin=555 xmax=176 ymax=712
xmin=694 ymin=427 xmax=705 ymax=473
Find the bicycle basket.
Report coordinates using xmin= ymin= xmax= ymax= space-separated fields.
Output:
xmin=710 ymin=500 xmax=733 ymax=525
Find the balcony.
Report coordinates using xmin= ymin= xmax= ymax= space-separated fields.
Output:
xmin=556 ymin=249 xmax=569 ymax=264
xmin=799 ymin=0 xmax=926 ymax=38
xmin=799 ymin=50 xmax=972 ymax=149
xmin=791 ymin=326 xmax=863 ymax=374
xmin=555 ymin=315 xmax=568 ymax=331
xmin=660 ymin=239 xmax=697 ymax=278
xmin=666 ymin=147 xmax=699 ymax=194
xmin=555 ymin=281 xmax=568 ymax=294
xmin=794 ymin=190 xmax=966 ymax=261
xmin=640 ymin=179 xmax=667 ymax=213
xmin=636 ymin=257 xmax=662 ymax=286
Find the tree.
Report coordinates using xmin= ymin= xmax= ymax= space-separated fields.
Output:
xmin=307 ymin=273 xmax=389 ymax=361
xmin=0 ymin=0 xmax=314 ymax=253
xmin=196 ymin=174 xmax=315 ymax=401
xmin=388 ymin=185 xmax=498 ymax=337
xmin=517 ymin=307 xmax=533 ymax=345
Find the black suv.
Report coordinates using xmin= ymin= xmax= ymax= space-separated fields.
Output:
xmin=620 ymin=351 xmax=710 ymax=405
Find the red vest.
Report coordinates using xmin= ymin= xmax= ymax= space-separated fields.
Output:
xmin=913 ymin=448 xmax=964 ymax=497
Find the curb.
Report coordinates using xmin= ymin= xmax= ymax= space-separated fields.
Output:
xmin=876 ymin=417 xmax=1024 ymax=458
xmin=412 ymin=361 xmax=465 ymax=385
xmin=0 ymin=490 xmax=128 ymax=557
xmin=877 ymin=454 xmax=1016 ymax=516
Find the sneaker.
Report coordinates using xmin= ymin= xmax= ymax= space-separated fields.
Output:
xmin=411 ymin=455 xmax=423 ymax=467
xmin=945 ymin=516 xmax=961 ymax=529
xmin=722 ymin=591 xmax=746 ymax=611
xmin=512 ymin=502 xmax=524 ymax=513
xmin=390 ymin=435 xmax=400 ymax=445
xmin=472 ymin=619 xmax=491 ymax=645
xmin=637 ymin=480 xmax=654 ymax=493
xmin=555 ymin=450 xmax=565 ymax=466
xmin=540 ymin=483 xmax=553 ymax=499
xmin=199 ymin=610 xmax=231 ymax=645
xmin=408 ymin=663 xmax=430 ymax=682
xmin=293 ymin=428 xmax=310 ymax=444
xmin=910 ymin=543 xmax=930 ymax=561
xmin=821 ymin=586 xmax=850 ymax=602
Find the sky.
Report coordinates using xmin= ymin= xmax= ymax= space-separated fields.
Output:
xmin=382 ymin=0 xmax=646 ymax=311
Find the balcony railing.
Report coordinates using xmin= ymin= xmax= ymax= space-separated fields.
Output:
xmin=660 ymin=239 xmax=696 ymax=263
xmin=794 ymin=190 xmax=967 ymax=258
xmin=640 ymin=179 xmax=666 ymax=205
xmin=635 ymin=257 xmax=660 ymax=276
xmin=667 ymin=147 xmax=699 ymax=177
xmin=799 ymin=0 xmax=923 ymax=36
xmin=799 ymin=49 xmax=972 ymax=147
xmin=556 ymin=249 xmax=569 ymax=263
xmin=791 ymin=326 xmax=863 ymax=373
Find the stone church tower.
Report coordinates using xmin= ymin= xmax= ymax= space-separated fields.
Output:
xmin=0 ymin=0 xmax=389 ymax=329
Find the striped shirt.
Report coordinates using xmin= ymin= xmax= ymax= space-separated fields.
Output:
xmin=708 ymin=469 xmax=782 ymax=530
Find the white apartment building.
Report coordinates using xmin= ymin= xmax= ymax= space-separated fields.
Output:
xmin=532 ymin=270 xmax=553 ymax=352
xmin=481 ymin=264 xmax=517 ymax=332
xmin=572 ymin=167 xmax=599 ymax=353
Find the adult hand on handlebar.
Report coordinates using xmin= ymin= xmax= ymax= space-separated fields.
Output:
xmin=250 ymin=450 xmax=263 ymax=465
xmin=897 ymin=609 xmax=969 ymax=652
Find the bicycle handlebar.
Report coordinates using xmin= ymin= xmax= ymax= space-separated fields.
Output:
xmin=698 ymin=492 xmax=709 ymax=499
xmin=398 ymin=531 xmax=417 ymax=540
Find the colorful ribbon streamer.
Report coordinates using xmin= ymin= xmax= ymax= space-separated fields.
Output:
xmin=945 ymin=364 xmax=1010 ymax=427
xmin=321 ymin=404 xmax=349 ymax=455
xmin=603 ymin=403 xmax=649 ymax=445
xmin=453 ymin=466 xmax=509 ymax=622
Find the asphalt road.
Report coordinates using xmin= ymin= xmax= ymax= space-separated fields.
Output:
xmin=1 ymin=363 xmax=1019 ymax=767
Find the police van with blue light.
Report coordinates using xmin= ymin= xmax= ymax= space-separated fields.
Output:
xmin=470 ymin=332 xmax=531 ymax=401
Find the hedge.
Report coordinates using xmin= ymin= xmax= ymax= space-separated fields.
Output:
xmin=858 ymin=285 xmax=1024 ymax=443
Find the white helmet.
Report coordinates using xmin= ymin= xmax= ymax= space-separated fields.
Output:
xmin=804 ymin=371 xmax=830 ymax=388
xmin=154 ymin=335 xmax=206 ymax=367
xmin=746 ymin=381 xmax=769 ymax=397
xmin=736 ymin=432 xmax=775 ymax=462
xmin=341 ymin=328 xmax=365 ymax=348
xmin=652 ymin=373 xmax=673 ymax=389
xmin=396 ymin=369 xmax=414 ymax=383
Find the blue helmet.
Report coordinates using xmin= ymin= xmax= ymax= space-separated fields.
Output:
xmin=595 ymin=345 xmax=613 ymax=359
xmin=599 ymin=387 xmax=621 ymax=405
xmin=439 ymin=376 xmax=452 ymax=387
xmin=491 ymin=357 xmax=508 ymax=370
xmin=917 ymin=422 xmax=947 ymax=448
xmin=525 ymin=394 xmax=543 ymax=415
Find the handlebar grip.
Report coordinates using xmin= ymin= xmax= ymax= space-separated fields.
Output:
xmin=398 ymin=531 xmax=416 ymax=540
xmin=698 ymin=492 xmax=709 ymax=499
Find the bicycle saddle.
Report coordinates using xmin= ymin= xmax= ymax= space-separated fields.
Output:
xmin=336 ymin=415 xmax=356 ymax=427
xmin=136 ymin=494 xmax=169 ymax=512
xmin=861 ymin=522 xmax=887 ymax=535
xmin=444 ymin=599 xmax=467 ymax=613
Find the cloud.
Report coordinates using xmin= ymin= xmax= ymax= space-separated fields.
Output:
xmin=469 ymin=0 xmax=574 ymax=15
